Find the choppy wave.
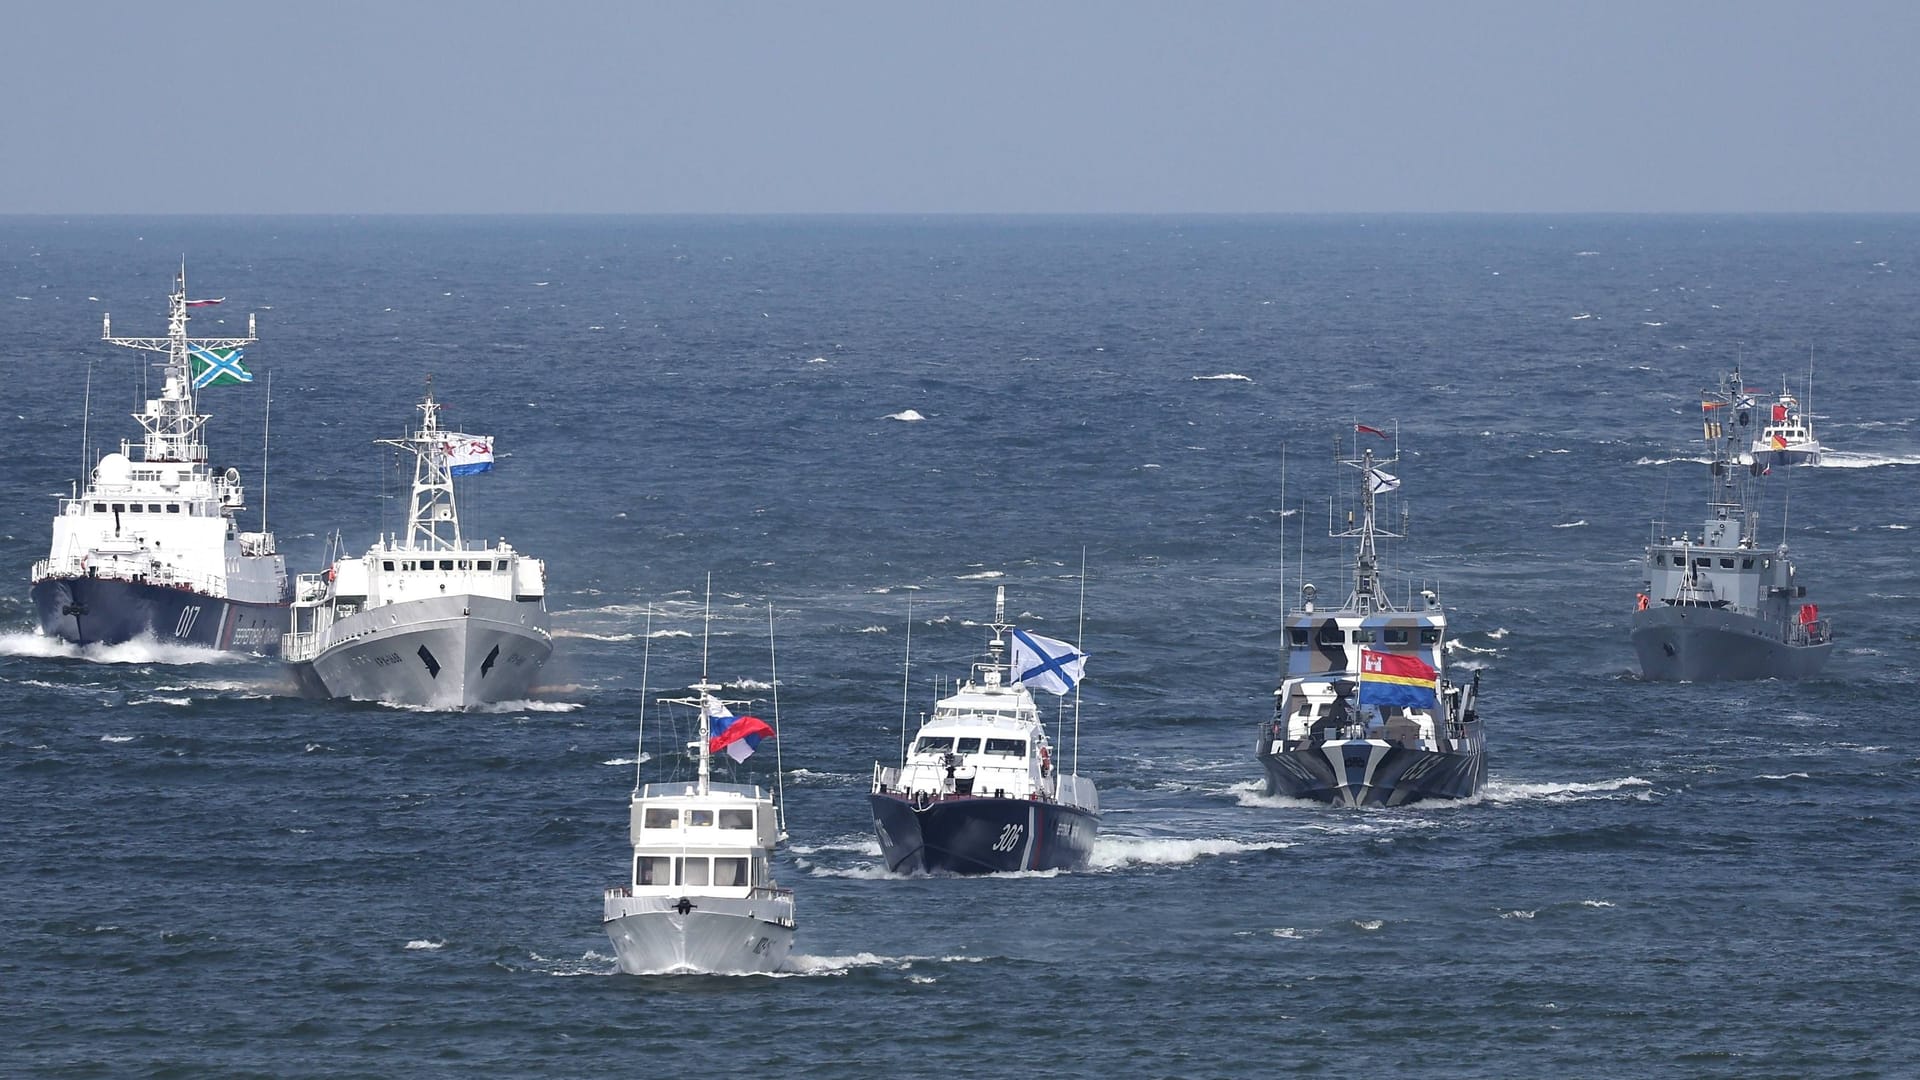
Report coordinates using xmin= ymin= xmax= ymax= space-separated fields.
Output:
xmin=1553 ymin=519 xmax=1588 ymax=528
xmin=404 ymin=939 xmax=447 ymax=951
xmin=884 ymin=410 xmax=925 ymax=422
xmin=1191 ymin=373 xmax=1252 ymax=382
xmin=955 ymin=571 xmax=1004 ymax=580
xmin=552 ymin=630 xmax=639 ymax=642
xmin=1479 ymin=777 xmax=1654 ymax=804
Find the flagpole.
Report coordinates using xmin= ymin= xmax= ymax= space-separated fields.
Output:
xmin=261 ymin=369 xmax=272 ymax=537
xmin=1072 ymin=547 xmax=1087 ymax=778
xmin=1278 ymin=441 xmax=1287 ymax=678
xmin=635 ymin=607 xmax=653 ymax=797
xmin=898 ymin=596 xmax=913 ymax=770
xmin=768 ymin=600 xmax=787 ymax=839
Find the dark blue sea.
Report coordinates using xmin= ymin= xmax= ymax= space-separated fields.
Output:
xmin=3 ymin=216 xmax=1917 ymax=1077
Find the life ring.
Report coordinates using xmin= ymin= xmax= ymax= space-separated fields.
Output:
xmin=1635 ymin=593 xmax=1649 ymax=612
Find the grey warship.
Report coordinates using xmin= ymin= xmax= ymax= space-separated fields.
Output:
xmin=1631 ymin=366 xmax=1833 ymax=681
xmin=1255 ymin=427 xmax=1484 ymax=807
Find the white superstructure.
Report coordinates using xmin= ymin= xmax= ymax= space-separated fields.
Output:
xmin=603 ymin=606 xmax=794 ymax=974
xmin=30 ymin=267 xmax=288 ymax=652
xmin=283 ymin=389 xmax=550 ymax=707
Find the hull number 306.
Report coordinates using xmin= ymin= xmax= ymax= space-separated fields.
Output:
xmin=991 ymin=823 xmax=1024 ymax=852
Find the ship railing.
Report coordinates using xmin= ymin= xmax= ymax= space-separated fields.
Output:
xmin=1787 ymin=619 xmax=1833 ymax=647
xmin=30 ymin=552 xmax=230 ymax=595
xmin=281 ymin=631 xmax=321 ymax=662
xmin=873 ymin=763 xmax=901 ymax=794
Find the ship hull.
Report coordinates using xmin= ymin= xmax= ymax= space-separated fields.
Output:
xmin=1631 ymin=605 xmax=1832 ymax=681
xmin=1259 ymin=739 xmax=1485 ymax=807
xmin=289 ymin=594 xmax=550 ymax=708
xmin=602 ymin=896 xmax=793 ymax=975
xmin=869 ymin=792 xmax=1100 ymax=874
xmin=30 ymin=575 xmax=286 ymax=656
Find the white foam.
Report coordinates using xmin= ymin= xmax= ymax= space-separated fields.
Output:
xmin=1485 ymin=628 xmax=1510 ymax=640
xmin=1634 ymin=455 xmax=1711 ymax=466
xmin=1569 ymin=313 xmax=1593 ymax=320
xmin=884 ymin=410 xmax=925 ymax=422
xmin=100 ymin=734 xmax=136 ymax=744
xmin=1579 ymin=899 xmax=1615 ymax=908
xmin=404 ymin=939 xmax=447 ymax=951
xmin=955 ymin=571 xmax=1004 ymax=580
xmin=471 ymin=700 xmax=583 ymax=714
xmin=788 ymin=836 xmax=883 ymax=857
xmin=1818 ymin=451 xmax=1920 ymax=469
xmin=0 ymin=631 xmax=237 ymax=666
xmin=1191 ymin=373 xmax=1252 ymax=382
xmin=854 ymin=625 xmax=889 ymax=634
xmin=128 ymin=696 xmax=192 ymax=707
xmin=1089 ymin=836 xmax=1292 ymax=869
xmin=1353 ymin=919 xmax=1385 ymax=931
xmin=1553 ymin=519 xmax=1588 ymax=528
xmin=1481 ymin=776 xmax=1653 ymax=804
xmin=1500 ymin=909 xmax=1537 ymax=920
xmin=552 ymin=630 xmax=639 ymax=642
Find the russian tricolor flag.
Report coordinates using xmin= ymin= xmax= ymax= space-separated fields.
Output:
xmin=704 ymin=696 xmax=774 ymax=762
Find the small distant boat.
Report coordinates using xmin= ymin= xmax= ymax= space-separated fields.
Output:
xmin=1751 ymin=373 xmax=1823 ymax=467
xmin=283 ymin=387 xmax=551 ymax=708
xmin=603 ymin=591 xmax=795 ymax=975
xmin=1256 ymin=426 xmax=1486 ymax=807
xmin=1632 ymin=366 xmax=1833 ymax=681
xmin=870 ymin=585 xmax=1100 ymax=873
xmin=31 ymin=266 xmax=289 ymax=653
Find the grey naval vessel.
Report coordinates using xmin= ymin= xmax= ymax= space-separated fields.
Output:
xmin=1631 ymin=366 xmax=1833 ymax=681
xmin=870 ymin=586 xmax=1100 ymax=874
xmin=31 ymin=268 xmax=289 ymax=653
xmin=1256 ymin=427 xmax=1484 ymax=807
xmin=283 ymin=390 xmax=550 ymax=708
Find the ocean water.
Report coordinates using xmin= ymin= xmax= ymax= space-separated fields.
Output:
xmin=2 ymin=215 xmax=1917 ymax=1077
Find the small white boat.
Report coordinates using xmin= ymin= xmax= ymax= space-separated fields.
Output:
xmin=602 ymin=595 xmax=794 ymax=975
xmin=1750 ymin=374 xmax=1823 ymax=467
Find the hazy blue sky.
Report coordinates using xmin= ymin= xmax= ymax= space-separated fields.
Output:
xmin=3 ymin=1 xmax=1915 ymax=213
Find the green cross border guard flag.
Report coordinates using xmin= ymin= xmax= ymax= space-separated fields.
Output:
xmin=188 ymin=345 xmax=253 ymax=388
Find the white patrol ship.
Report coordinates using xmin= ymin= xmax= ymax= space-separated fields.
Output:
xmin=1750 ymin=372 xmax=1823 ymax=468
xmin=1256 ymin=429 xmax=1485 ymax=807
xmin=283 ymin=389 xmax=550 ymax=708
xmin=603 ymin=588 xmax=794 ymax=975
xmin=31 ymin=268 xmax=288 ymax=653
xmin=870 ymin=587 xmax=1099 ymax=873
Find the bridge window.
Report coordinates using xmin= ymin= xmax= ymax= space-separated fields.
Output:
xmin=718 ymin=809 xmax=753 ymax=829
xmin=635 ymin=855 xmax=671 ymax=886
xmin=1317 ymin=624 xmax=1343 ymax=645
xmin=1654 ymin=554 xmax=1665 ymax=566
xmin=1693 ymin=558 xmax=1709 ymax=567
xmin=167 ymin=504 xmax=180 ymax=514
xmin=985 ymin=738 xmax=1026 ymax=756
xmin=1419 ymin=629 xmax=1441 ymax=645
xmin=383 ymin=561 xmax=395 ymax=571
xmin=148 ymin=504 xmax=161 ymax=513
xmin=956 ymin=737 xmax=982 ymax=754
xmin=687 ymin=810 xmax=714 ymax=828
xmin=1288 ymin=627 xmax=1309 ymax=646
xmin=439 ymin=560 xmax=454 ymax=571
xmin=1383 ymin=628 xmax=1410 ymax=644
xmin=643 ymin=808 xmax=677 ymax=829
xmin=713 ymin=857 xmax=748 ymax=886
xmin=458 ymin=560 xmax=471 ymax=570
xmin=682 ymin=858 xmax=710 ymax=887
xmin=93 ymin=503 xmax=106 ymax=513
xmin=1352 ymin=628 xmax=1375 ymax=643
xmin=1719 ymin=558 xmax=1734 ymax=568
xmin=914 ymin=736 xmax=955 ymax=755
xmin=478 ymin=560 xmax=493 ymax=571
xmin=1741 ymin=558 xmax=1754 ymax=569
xmin=112 ymin=503 xmax=125 ymax=513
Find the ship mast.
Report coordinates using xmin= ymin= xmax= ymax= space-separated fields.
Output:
xmin=1702 ymin=366 xmax=1760 ymax=549
xmin=101 ymin=262 xmax=256 ymax=467
xmin=985 ymin=585 xmax=1011 ymax=687
xmin=1334 ymin=429 xmax=1404 ymax=614
xmin=379 ymin=381 xmax=462 ymax=552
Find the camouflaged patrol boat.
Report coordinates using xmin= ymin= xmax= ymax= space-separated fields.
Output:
xmin=1255 ymin=426 xmax=1484 ymax=807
